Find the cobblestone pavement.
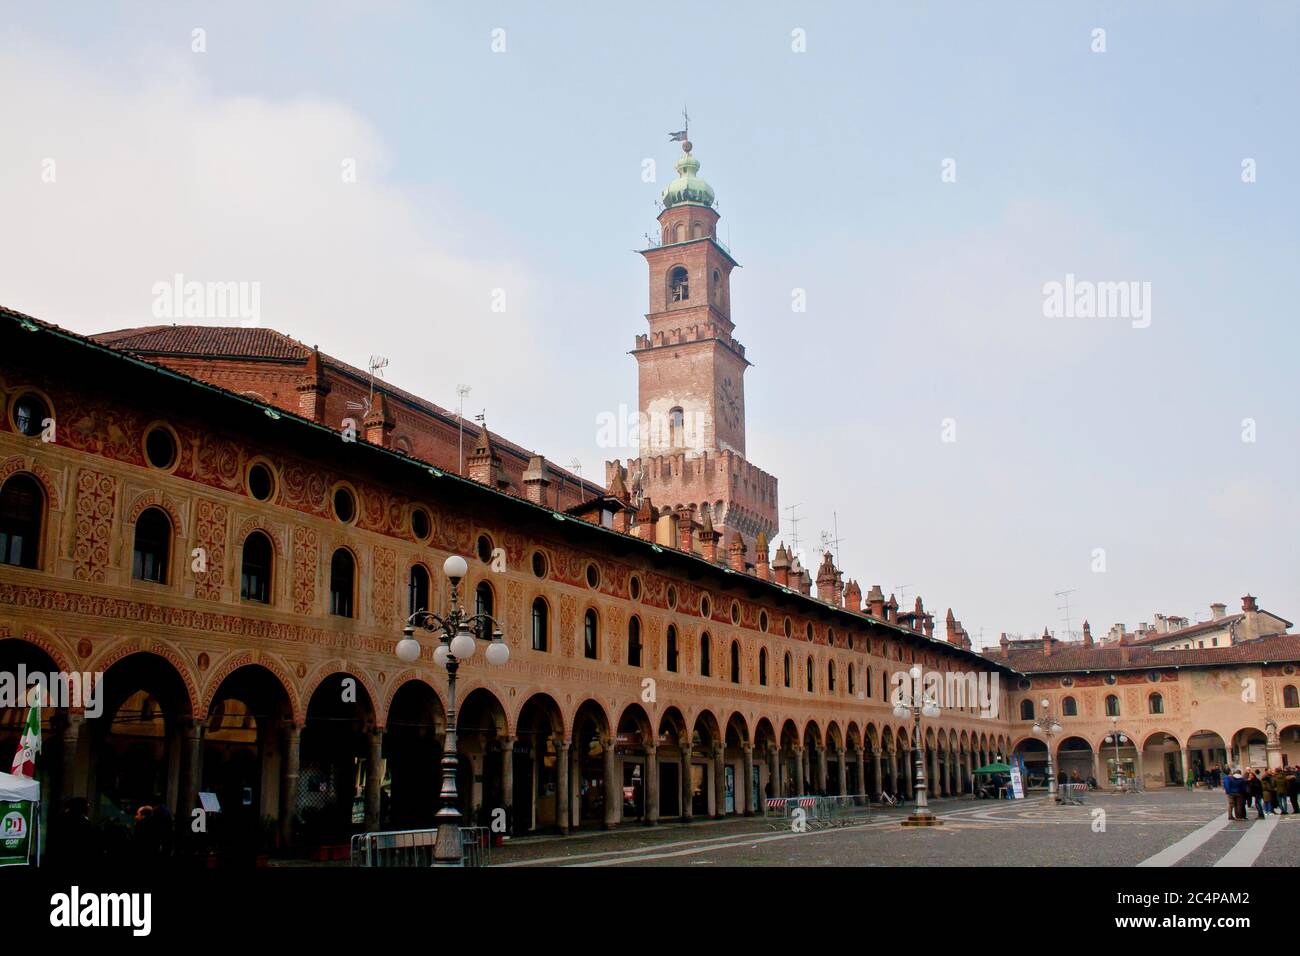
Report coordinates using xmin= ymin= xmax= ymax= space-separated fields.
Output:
xmin=489 ymin=789 xmax=1300 ymax=867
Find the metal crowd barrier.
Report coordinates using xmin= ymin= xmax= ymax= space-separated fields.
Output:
xmin=1058 ymin=782 xmax=1086 ymax=806
xmin=350 ymin=826 xmax=491 ymax=867
xmin=763 ymin=795 xmax=873 ymax=830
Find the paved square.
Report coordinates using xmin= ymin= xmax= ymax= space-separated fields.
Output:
xmin=492 ymin=789 xmax=1300 ymax=867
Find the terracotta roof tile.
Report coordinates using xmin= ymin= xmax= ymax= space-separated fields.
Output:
xmin=983 ymin=631 xmax=1300 ymax=673
xmin=91 ymin=326 xmax=309 ymax=361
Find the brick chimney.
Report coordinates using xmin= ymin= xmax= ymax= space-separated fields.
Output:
xmin=844 ymin=579 xmax=862 ymax=613
xmin=1242 ymin=594 xmax=1258 ymax=613
xmin=1042 ymin=627 xmax=1052 ymax=656
xmin=728 ymin=532 xmax=747 ymax=572
xmin=922 ymin=613 xmax=934 ymax=640
xmin=999 ymin=632 xmax=1009 ymax=657
xmin=772 ymin=544 xmax=791 ymax=587
xmin=1082 ymin=620 xmax=1093 ymax=648
xmin=676 ymin=506 xmax=696 ymax=554
xmin=362 ymin=390 xmax=394 ymax=448
xmin=755 ymin=532 xmax=770 ymax=581
xmin=886 ymin=594 xmax=898 ymax=624
xmin=522 ymin=454 xmax=551 ymax=506
xmin=945 ymin=608 xmax=957 ymax=643
xmin=867 ymin=585 xmax=885 ymax=619
xmin=816 ymin=552 xmax=837 ymax=604
xmin=295 ymin=347 xmax=331 ymax=422
xmin=1210 ymin=602 xmax=1227 ymax=620
xmin=698 ymin=509 xmax=720 ymax=563
xmin=635 ymin=497 xmax=657 ymax=541
xmin=466 ymin=422 xmax=503 ymax=489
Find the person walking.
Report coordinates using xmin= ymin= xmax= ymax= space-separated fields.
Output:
xmin=1185 ymin=766 xmax=1196 ymax=792
xmin=1223 ymin=769 xmax=1236 ymax=820
xmin=1290 ymin=767 xmax=1300 ymax=814
xmin=1262 ymin=770 xmax=1276 ymax=815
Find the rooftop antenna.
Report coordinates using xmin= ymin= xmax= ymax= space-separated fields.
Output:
xmin=629 ymin=466 xmax=646 ymax=507
xmin=1055 ymin=588 xmax=1077 ymax=641
xmin=344 ymin=355 xmax=388 ymax=420
xmin=456 ymin=385 xmax=472 ymax=475
xmin=569 ymin=457 xmax=584 ymax=502
xmin=783 ymin=503 xmax=803 ymax=560
xmin=894 ymin=584 xmax=913 ymax=607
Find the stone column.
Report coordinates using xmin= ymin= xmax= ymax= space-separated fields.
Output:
xmin=364 ymin=727 xmax=383 ymax=830
xmin=858 ymin=748 xmax=868 ymax=801
xmin=872 ymin=749 xmax=883 ymax=800
xmin=887 ymin=748 xmax=898 ymax=797
xmin=793 ymin=746 xmax=805 ymax=795
xmin=713 ymin=743 xmax=726 ymax=817
xmin=742 ymin=745 xmax=754 ymax=815
xmin=646 ymin=745 xmax=659 ymax=825
xmin=179 ymin=717 xmax=205 ymax=819
xmin=767 ymin=748 xmax=780 ymax=810
xmin=680 ymin=742 xmax=693 ymax=821
xmin=836 ymin=746 xmax=848 ymax=797
xmin=280 ymin=722 xmax=300 ymax=846
xmin=603 ymin=736 xmax=619 ymax=829
xmin=59 ymin=712 xmax=84 ymax=804
xmin=816 ymin=746 xmax=828 ymax=794
xmin=501 ymin=735 xmax=515 ymax=831
xmin=556 ymin=739 xmax=571 ymax=833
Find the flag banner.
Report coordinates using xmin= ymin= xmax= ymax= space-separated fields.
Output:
xmin=668 ymin=129 xmax=687 ymax=141
xmin=10 ymin=690 xmax=41 ymax=778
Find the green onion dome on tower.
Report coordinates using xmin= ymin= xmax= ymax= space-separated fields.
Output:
xmin=661 ymin=141 xmax=716 ymax=209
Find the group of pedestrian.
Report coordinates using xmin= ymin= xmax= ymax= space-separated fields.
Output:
xmin=1221 ymin=766 xmax=1300 ymax=820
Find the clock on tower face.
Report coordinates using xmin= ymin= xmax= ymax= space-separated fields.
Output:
xmin=717 ymin=377 xmax=741 ymax=430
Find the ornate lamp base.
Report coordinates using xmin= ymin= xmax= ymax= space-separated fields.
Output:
xmin=901 ymin=813 xmax=944 ymax=827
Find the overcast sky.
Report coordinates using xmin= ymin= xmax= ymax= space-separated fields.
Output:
xmin=3 ymin=2 xmax=1296 ymax=647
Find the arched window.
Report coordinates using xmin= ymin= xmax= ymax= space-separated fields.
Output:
xmin=584 ymin=609 xmax=599 ymax=660
xmin=668 ymin=407 xmax=685 ymax=448
xmin=673 ymin=222 xmax=685 ymax=243
xmin=866 ymin=666 xmax=873 ymax=699
xmin=666 ymin=625 xmax=679 ymax=672
xmin=628 ymin=616 xmax=642 ymax=667
xmin=132 ymin=507 xmax=171 ymax=583
xmin=531 ymin=598 xmax=549 ymax=651
xmin=0 ymin=474 xmax=43 ymax=569
xmin=691 ymin=221 xmax=703 ymax=239
xmin=475 ymin=581 xmax=494 ymax=620
xmin=828 ymin=660 xmax=836 ymax=692
xmin=1019 ymin=699 xmax=1035 ymax=721
xmin=848 ymin=664 xmax=855 ymax=696
xmin=700 ymin=632 xmax=711 ymax=676
xmin=730 ymin=640 xmax=740 ymax=684
xmin=669 ymin=266 xmax=689 ymax=302
xmin=239 ymin=531 xmax=272 ymax=603
xmin=329 ymin=549 xmax=355 ymax=617
xmin=806 ymin=656 xmax=814 ymax=693
xmin=408 ymin=564 xmax=430 ymax=616
xmin=783 ymin=653 xmax=792 ymax=688
xmin=1062 ymin=696 xmax=1078 ymax=717
xmin=1105 ymin=694 xmax=1120 ymax=717
xmin=1285 ymin=685 xmax=1300 ymax=709
xmin=1148 ymin=693 xmax=1164 ymax=715
xmin=759 ymin=648 xmax=768 ymax=686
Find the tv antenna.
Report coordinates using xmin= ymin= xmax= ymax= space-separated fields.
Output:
xmin=1055 ymin=588 xmax=1078 ymax=641
xmin=783 ymin=503 xmax=803 ymax=558
xmin=454 ymin=385 xmax=472 ymax=474
xmin=894 ymin=584 xmax=913 ymax=607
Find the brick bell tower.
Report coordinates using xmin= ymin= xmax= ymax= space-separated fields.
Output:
xmin=606 ymin=135 xmax=779 ymax=558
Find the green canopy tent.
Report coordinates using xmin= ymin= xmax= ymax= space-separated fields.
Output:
xmin=972 ymin=762 xmax=1011 ymax=774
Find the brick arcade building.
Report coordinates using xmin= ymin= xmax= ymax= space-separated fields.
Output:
xmin=1 ymin=140 xmax=1297 ymax=860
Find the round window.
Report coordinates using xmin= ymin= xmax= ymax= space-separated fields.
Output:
xmin=144 ymin=425 xmax=178 ymax=470
xmin=531 ymin=551 xmax=548 ymax=578
xmin=586 ymin=563 xmax=600 ymax=589
xmin=476 ymin=534 xmax=493 ymax=563
xmin=1017 ymin=678 xmax=1032 ymax=691
xmin=332 ymin=486 xmax=356 ymax=524
xmin=700 ymin=595 xmax=712 ymax=618
xmin=667 ymin=586 xmax=678 ymax=610
xmin=11 ymin=392 xmax=50 ymax=437
xmin=629 ymin=575 xmax=642 ymax=601
xmin=411 ymin=507 xmax=432 ymax=541
xmin=1060 ymin=676 xmax=1074 ymax=688
xmin=760 ymin=611 xmax=769 ymax=633
xmin=731 ymin=602 xmax=741 ymax=625
xmin=247 ymin=462 xmax=275 ymax=501
xmin=1104 ymin=674 xmax=1118 ymax=686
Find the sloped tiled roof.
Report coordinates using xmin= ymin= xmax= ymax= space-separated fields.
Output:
xmin=1130 ymin=614 xmax=1243 ymax=645
xmin=92 ymin=326 xmax=309 ymax=361
xmin=984 ymin=632 xmax=1300 ymax=673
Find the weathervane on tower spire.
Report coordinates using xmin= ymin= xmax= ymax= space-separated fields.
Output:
xmin=668 ymin=105 xmax=690 ymax=150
